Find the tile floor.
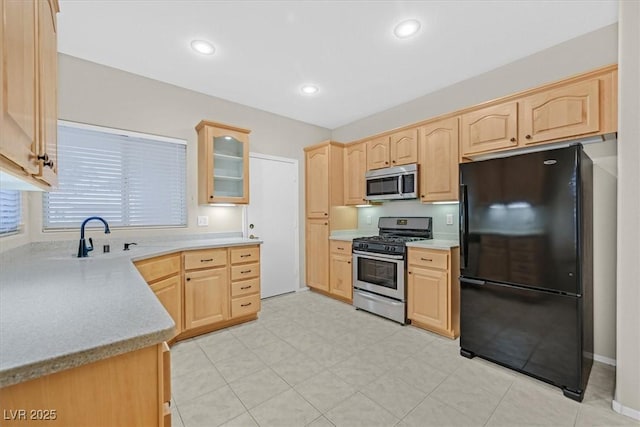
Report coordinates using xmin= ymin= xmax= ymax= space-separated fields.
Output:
xmin=170 ymin=290 xmax=638 ymax=427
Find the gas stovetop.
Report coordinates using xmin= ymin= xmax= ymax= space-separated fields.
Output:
xmin=355 ymin=235 xmax=428 ymax=244
xmin=352 ymin=217 xmax=433 ymax=257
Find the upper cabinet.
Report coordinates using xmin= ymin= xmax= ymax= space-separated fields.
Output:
xmin=196 ymin=120 xmax=250 ymax=204
xmin=460 ymin=68 xmax=617 ymax=159
xmin=519 ymin=79 xmax=601 ymax=145
xmin=418 ymin=117 xmax=460 ymax=202
xmin=344 ymin=142 xmax=367 ymax=205
xmin=366 ymin=128 xmax=418 ymax=170
xmin=460 ymin=102 xmax=518 ymax=157
xmin=305 ymin=141 xmax=346 ymax=218
xmin=0 ymin=0 xmax=59 ymax=188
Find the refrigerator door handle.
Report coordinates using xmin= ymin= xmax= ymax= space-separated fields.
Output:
xmin=460 ymin=277 xmax=486 ymax=286
xmin=459 ymin=184 xmax=469 ymax=269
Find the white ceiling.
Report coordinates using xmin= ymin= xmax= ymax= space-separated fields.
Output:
xmin=57 ymin=1 xmax=618 ymax=129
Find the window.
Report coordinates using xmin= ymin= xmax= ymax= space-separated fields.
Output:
xmin=44 ymin=122 xmax=187 ymax=230
xmin=0 ymin=190 xmax=21 ymax=235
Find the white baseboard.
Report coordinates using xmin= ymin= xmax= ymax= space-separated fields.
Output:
xmin=297 ymin=286 xmax=310 ymax=292
xmin=612 ymin=400 xmax=640 ymax=421
xmin=593 ymin=354 xmax=617 ymax=366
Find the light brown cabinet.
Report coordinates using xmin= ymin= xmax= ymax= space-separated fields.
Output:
xmin=0 ymin=0 xmax=59 ymax=188
xmin=329 ymin=240 xmax=352 ymax=302
xmin=366 ymin=129 xmax=418 ymax=170
xmin=519 ymin=79 xmax=602 ymax=145
xmin=196 ymin=120 xmax=250 ymax=204
xmin=0 ymin=343 xmax=170 ymax=427
xmin=135 ymin=253 xmax=182 ymax=337
xmin=407 ymin=247 xmax=460 ymax=339
xmin=460 ymin=70 xmax=617 ymax=159
xmin=306 ymin=219 xmax=329 ymax=292
xmin=304 ymin=141 xmax=356 ymax=297
xmin=344 ymin=142 xmax=368 ymax=205
xmin=460 ymin=102 xmax=518 ymax=157
xmin=418 ymin=117 xmax=460 ymax=202
xmin=184 ymin=259 xmax=229 ymax=329
xmin=229 ymin=245 xmax=261 ymax=318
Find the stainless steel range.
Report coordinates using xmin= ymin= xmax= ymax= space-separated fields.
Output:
xmin=352 ymin=217 xmax=432 ymax=324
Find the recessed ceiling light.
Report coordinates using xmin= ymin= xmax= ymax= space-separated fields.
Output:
xmin=300 ymin=84 xmax=319 ymax=95
xmin=190 ymin=39 xmax=215 ymax=55
xmin=394 ymin=19 xmax=421 ymax=39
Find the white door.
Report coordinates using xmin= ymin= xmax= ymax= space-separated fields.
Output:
xmin=246 ymin=154 xmax=299 ymax=298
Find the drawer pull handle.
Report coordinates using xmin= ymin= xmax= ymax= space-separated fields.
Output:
xmin=421 ymin=257 xmax=433 ymax=262
xmin=240 ymin=270 xmax=251 ymax=274
xmin=337 ymin=247 xmax=344 ymax=250
xmin=201 ymin=258 xmax=214 ymax=262
xmin=240 ymin=302 xmax=252 ymax=307
xmin=240 ymin=254 xmax=251 ymax=258
xmin=240 ymin=285 xmax=252 ymax=290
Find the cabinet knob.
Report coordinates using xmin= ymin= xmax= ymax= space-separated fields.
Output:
xmin=324 ymin=222 xmax=328 ymax=225
xmin=210 ymin=195 xmax=214 ymax=199
xmin=392 ymin=160 xmax=396 ymax=163
xmin=38 ymin=154 xmax=54 ymax=168
xmin=347 ymin=261 xmax=351 ymax=264
xmin=510 ymin=137 xmax=516 ymax=142
xmin=421 ymin=194 xmax=425 ymax=198
xmin=385 ymin=161 xmax=389 ymax=165
xmin=525 ymin=134 xmax=532 ymax=139
xmin=186 ymin=277 xmax=191 ymax=281
xmin=408 ymin=271 xmax=412 ymax=275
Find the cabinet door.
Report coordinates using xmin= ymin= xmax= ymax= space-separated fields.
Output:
xmin=390 ymin=128 xmax=418 ymax=166
xmin=366 ymin=136 xmax=390 ymax=170
xmin=418 ymin=118 xmax=459 ymax=202
xmin=150 ymin=275 xmax=182 ymax=336
xmin=184 ymin=267 xmax=229 ymax=329
xmin=34 ymin=0 xmax=58 ymax=186
xmin=408 ymin=266 xmax=448 ymax=331
xmin=520 ymin=79 xmax=600 ymax=145
xmin=197 ymin=122 xmax=250 ymax=204
xmin=305 ymin=145 xmax=330 ymax=218
xmin=0 ymin=0 xmax=39 ymax=174
xmin=329 ymin=253 xmax=352 ymax=301
xmin=305 ymin=219 xmax=329 ymax=291
xmin=344 ymin=142 xmax=367 ymax=205
xmin=461 ymin=102 xmax=518 ymax=157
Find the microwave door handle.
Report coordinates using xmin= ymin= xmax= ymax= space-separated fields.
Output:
xmin=398 ymin=175 xmax=403 ymax=196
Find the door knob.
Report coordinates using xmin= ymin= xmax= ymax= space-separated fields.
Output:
xmin=249 ymin=224 xmax=255 ymax=229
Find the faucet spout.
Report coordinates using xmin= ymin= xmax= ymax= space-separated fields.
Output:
xmin=78 ymin=216 xmax=111 ymax=258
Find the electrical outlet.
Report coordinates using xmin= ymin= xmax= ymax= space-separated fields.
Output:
xmin=366 ymin=215 xmax=372 ymax=225
xmin=197 ymin=216 xmax=209 ymax=226
xmin=446 ymin=214 xmax=454 ymax=225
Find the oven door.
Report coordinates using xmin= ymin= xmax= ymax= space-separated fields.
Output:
xmin=352 ymin=250 xmax=405 ymax=301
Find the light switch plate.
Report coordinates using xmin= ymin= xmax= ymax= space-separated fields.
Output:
xmin=197 ymin=216 xmax=209 ymax=226
xmin=366 ymin=216 xmax=372 ymax=225
xmin=446 ymin=214 xmax=454 ymax=225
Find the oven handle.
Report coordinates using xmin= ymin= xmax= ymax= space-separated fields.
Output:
xmin=353 ymin=250 xmax=404 ymax=261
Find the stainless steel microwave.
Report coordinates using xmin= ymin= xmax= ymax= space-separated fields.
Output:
xmin=365 ymin=164 xmax=418 ymax=201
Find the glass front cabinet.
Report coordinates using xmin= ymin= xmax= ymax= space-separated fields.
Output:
xmin=196 ymin=120 xmax=250 ymax=204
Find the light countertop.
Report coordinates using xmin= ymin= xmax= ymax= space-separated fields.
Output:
xmin=406 ymin=239 xmax=459 ymax=250
xmin=0 ymin=237 xmax=261 ymax=388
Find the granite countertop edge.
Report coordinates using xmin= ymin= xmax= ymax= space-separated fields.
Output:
xmin=0 ymin=237 xmax=262 ymax=388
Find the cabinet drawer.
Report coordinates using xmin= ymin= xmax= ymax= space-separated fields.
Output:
xmin=135 ymin=254 xmax=181 ymax=283
xmin=184 ymin=248 xmax=227 ymax=270
xmin=230 ymin=246 xmax=260 ymax=264
xmin=330 ymin=240 xmax=352 ymax=254
xmin=231 ymin=262 xmax=260 ymax=281
xmin=231 ymin=294 xmax=261 ymax=318
xmin=408 ymin=249 xmax=449 ymax=270
xmin=231 ymin=278 xmax=260 ymax=297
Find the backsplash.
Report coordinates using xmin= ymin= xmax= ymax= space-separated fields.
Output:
xmin=356 ymin=200 xmax=459 ymax=240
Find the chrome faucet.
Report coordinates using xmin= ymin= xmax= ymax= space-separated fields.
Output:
xmin=77 ymin=216 xmax=111 ymax=258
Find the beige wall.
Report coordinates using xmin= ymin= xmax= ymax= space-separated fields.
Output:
xmin=26 ymin=54 xmax=331 ymax=289
xmin=615 ymin=0 xmax=640 ymax=417
xmin=331 ymin=25 xmax=620 ymax=362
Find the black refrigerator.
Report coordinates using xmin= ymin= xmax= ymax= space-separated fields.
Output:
xmin=459 ymin=144 xmax=593 ymax=401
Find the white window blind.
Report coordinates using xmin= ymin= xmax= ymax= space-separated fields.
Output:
xmin=44 ymin=122 xmax=187 ymax=230
xmin=0 ymin=190 xmax=21 ymax=235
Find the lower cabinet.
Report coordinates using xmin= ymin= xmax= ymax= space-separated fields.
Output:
xmin=407 ymin=247 xmax=460 ymax=339
xmin=329 ymin=240 xmax=352 ymax=302
xmin=184 ymin=267 xmax=229 ymax=329
xmin=134 ymin=244 xmax=261 ymax=343
xmin=0 ymin=343 xmax=170 ymax=427
xmin=306 ymin=219 xmax=329 ymax=292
